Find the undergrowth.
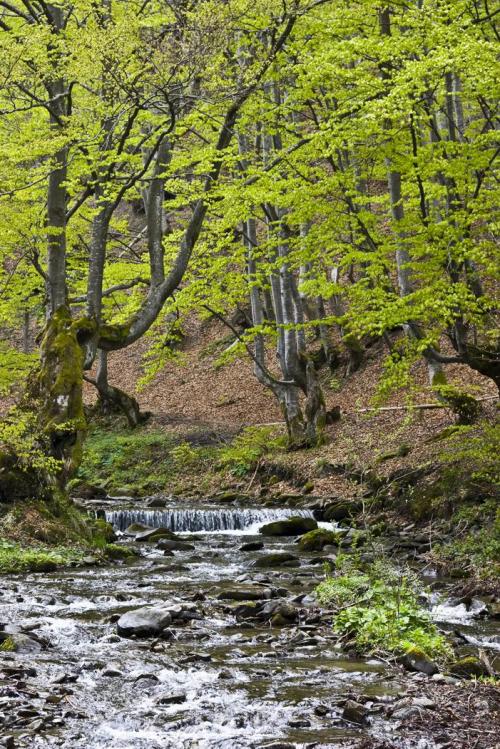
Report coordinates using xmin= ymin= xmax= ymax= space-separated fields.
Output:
xmin=316 ymin=555 xmax=452 ymax=662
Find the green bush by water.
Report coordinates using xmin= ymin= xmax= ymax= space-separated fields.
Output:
xmin=316 ymin=557 xmax=452 ymax=662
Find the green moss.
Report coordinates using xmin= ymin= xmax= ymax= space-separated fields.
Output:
xmin=104 ymin=544 xmax=137 ymax=560
xmin=0 ymin=539 xmax=85 ymax=574
xmin=0 ymin=636 xmax=15 ymax=652
xmin=299 ymin=528 xmax=341 ymax=551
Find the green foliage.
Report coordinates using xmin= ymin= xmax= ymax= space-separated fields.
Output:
xmin=0 ymin=539 xmax=84 ymax=574
xmin=432 ymin=500 xmax=500 ymax=582
xmin=77 ymin=427 xmax=179 ymax=494
xmin=218 ymin=426 xmax=286 ymax=476
xmin=171 ymin=442 xmax=201 ymax=469
xmin=440 ymin=420 xmax=500 ymax=486
xmin=0 ymin=408 xmax=61 ymax=477
xmin=316 ymin=557 xmax=452 ymax=661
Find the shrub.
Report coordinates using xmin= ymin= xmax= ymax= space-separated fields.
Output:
xmin=218 ymin=426 xmax=286 ymax=476
xmin=316 ymin=557 xmax=452 ymax=661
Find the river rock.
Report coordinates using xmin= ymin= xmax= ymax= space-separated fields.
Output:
xmin=157 ymin=538 xmax=195 ymax=551
xmin=156 ymin=692 xmax=186 ymax=705
xmin=116 ymin=607 xmax=173 ymax=638
xmin=259 ymin=517 xmax=317 ymax=537
xmin=124 ymin=523 xmax=153 ymax=536
xmin=252 ymin=553 xmax=300 ymax=569
xmin=298 ymin=529 xmax=341 ymax=551
xmin=324 ymin=499 xmax=362 ymax=522
xmin=449 ymin=656 xmax=490 ymax=678
xmin=0 ymin=632 xmax=43 ymax=653
xmin=134 ymin=528 xmax=177 ymax=543
xmin=342 ymin=699 xmax=369 ymax=724
xmin=217 ymin=587 xmax=275 ymax=601
xmin=400 ymin=648 xmax=438 ymax=676
xmin=239 ymin=541 xmax=264 ymax=551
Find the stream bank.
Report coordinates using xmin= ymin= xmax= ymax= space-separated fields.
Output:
xmin=1 ymin=500 xmax=498 ymax=749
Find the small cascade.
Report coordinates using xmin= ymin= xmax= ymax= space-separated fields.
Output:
xmin=103 ymin=506 xmax=314 ymax=533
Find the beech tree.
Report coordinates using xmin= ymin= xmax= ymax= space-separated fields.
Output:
xmin=0 ymin=0 xmax=315 ymax=482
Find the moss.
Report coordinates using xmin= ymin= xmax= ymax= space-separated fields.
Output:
xmin=104 ymin=544 xmax=137 ymax=560
xmin=98 ymin=322 xmax=132 ymax=346
xmin=299 ymin=528 xmax=341 ymax=551
xmin=0 ymin=636 xmax=15 ymax=652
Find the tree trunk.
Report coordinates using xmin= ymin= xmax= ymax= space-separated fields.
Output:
xmin=92 ymin=350 xmax=148 ymax=428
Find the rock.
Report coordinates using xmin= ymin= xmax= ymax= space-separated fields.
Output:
xmin=144 ymin=496 xmax=166 ymax=508
xmin=116 ymin=606 xmax=173 ymax=638
xmin=134 ymin=528 xmax=177 ymax=543
xmin=270 ymin=604 xmax=299 ymax=627
xmin=216 ymin=588 xmax=275 ymax=601
xmin=401 ymin=648 xmax=438 ymax=676
xmin=324 ymin=499 xmax=362 ymax=522
xmin=411 ymin=697 xmax=436 ymax=709
xmin=342 ymin=699 xmax=369 ymax=724
xmin=0 ymin=633 xmax=43 ymax=653
xmin=156 ymin=692 xmax=186 ymax=705
xmin=239 ymin=541 xmax=264 ymax=552
xmin=69 ymin=482 xmax=106 ymax=499
xmin=288 ymin=718 xmax=311 ymax=728
xmin=488 ymin=601 xmax=500 ymax=619
xmin=0 ymin=736 xmax=15 ymax=749
xmin=298 ymin=529 xmax=341 ymax=551
xmin=449 ymin=656 xmax=490 ymax=679
xmin=157 ymin=538 xmax=195 ymax=551
xmin=392 ymin=706 xmax=421 ymax=721
xmin=218 ymin=669 xmax=233 ymax=679
xmin=252 ymin=553 xmax=300 ymax=569
xmin=124 ymin=523 xmax=153 ymax=536
xmin=101 ymin=667 xmax=123 ymax=677
xmin=109 ymin=487 xmax=137 ymax=498
xmin=259 ymin=516 xmax=317 ymax=537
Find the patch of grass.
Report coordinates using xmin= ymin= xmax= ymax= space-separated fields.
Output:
xmin=316 ymin=556 xmax=452 ymax=662
xmin=0 ymin=539 xmax=85 ymax=574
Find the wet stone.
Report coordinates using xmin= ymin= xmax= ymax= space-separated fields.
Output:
xmin=156 ymin=692 xmax=187 ymax=705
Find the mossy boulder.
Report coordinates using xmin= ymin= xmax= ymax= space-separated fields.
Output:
xmin=298 ymin=528 xmax=342 ymax=551
xmin=104 ymin=544 xmax=137 ymax=560
xmin=400 ymin=646 xmax=438 ymax=676
xmin=259 ymin=516 xmax=317 ymax=537
xmin=69 ymin=481 xmax=106 ymax=500
xmin=252 ymin=552 xmax=300 ymax=569
xmin=449 ymin=656 xmax=489 ymax=679
xmin=324 ymin=499 xmax=362 ymax=522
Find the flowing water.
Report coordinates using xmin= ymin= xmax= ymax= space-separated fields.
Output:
xmin=0 ymin=501 xmax=498 ymax=749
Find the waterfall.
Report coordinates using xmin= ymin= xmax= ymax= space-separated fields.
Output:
xmin=102 ymin=506 xmax=314 ymax=533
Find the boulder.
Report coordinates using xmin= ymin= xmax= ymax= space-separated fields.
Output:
xmin=156 ymin=692 xmax=186 ymax=705
xmin=69 ymin=482 xmax=106 ymax=500
xmin=449 ymin=656 xmax=490 ymax=679
xmin=259 ymin=516 xmax=317 ymax=537
xmin=252 ymin=553 xmax=300 ymax=569
xmin=216 ymin=587 xmax=275 ymax=601
xmin=134 ymin=528 xmax=177 ymax=543
xmin=0 ymin=632 xmax=43 ymax=653
xmin=116 ymin=606 xmax=173 ymax=638
xmin=324 ymin=499 xmax=362 ymax=522
xmin=401 ymin=647 xmax=438 ymax=676
xmin=298 ymin=529 xmax=341 ymax=551
xmin=157 ymin=538 xmax=195 ymax=552
xmin=239 ymin=541 xmax=264 ymax=552
xmin=342 ymin=699 xmax=369 ymax=725
xmin=124 ymin=523 xmax=153 ymax=536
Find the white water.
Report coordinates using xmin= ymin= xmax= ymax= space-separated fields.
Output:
xmin=104 ymin=506 xmax=316 ymax=533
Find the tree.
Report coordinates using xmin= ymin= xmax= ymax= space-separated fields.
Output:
xmin=0 ymin=0 xmax=312 ymax=483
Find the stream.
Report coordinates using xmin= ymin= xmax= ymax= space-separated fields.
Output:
xmin=1 ymin=500 xmax=499 ymax=749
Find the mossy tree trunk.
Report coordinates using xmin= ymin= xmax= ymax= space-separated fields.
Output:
xmin=27 ymin=308 xmax=95 ymax=486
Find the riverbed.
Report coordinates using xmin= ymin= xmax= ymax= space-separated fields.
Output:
xmin=1 ymin=501 xmax=498 ymax=748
